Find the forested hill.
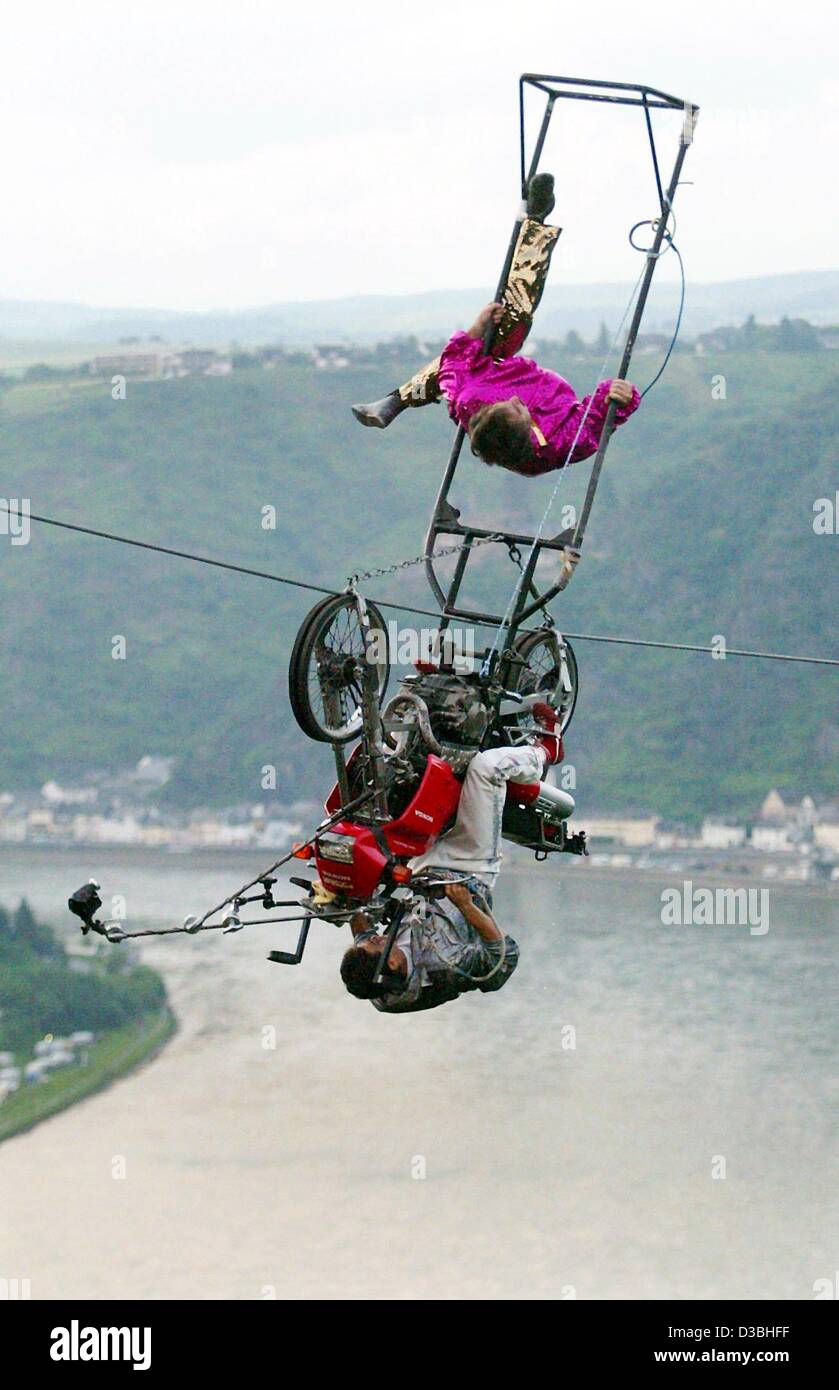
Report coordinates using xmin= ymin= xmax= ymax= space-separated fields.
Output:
xmin=0 ymin=899 xmax=167 ymax=1052
xmin=1 ymin=349 xmax=837 ymax=822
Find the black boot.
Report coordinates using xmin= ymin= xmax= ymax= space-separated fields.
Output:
xmin=526 ymin=172 xmax=555 ymax=223
xmin=351 ymin=390 xmax=408 ymax=429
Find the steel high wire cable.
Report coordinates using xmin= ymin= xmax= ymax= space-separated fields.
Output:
xmin=2 ymin=504 xmax=838 ymax=668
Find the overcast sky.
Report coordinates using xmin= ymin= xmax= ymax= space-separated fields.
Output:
xmin=1 ymin=0 xmax=835 ymax=310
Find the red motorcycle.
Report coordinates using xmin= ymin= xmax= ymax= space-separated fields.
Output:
xmin=288 ymin=590 xmax=586 ymax=909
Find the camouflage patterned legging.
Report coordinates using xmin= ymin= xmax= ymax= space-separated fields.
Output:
xmin=397 ymin=218 xmax=560 ymax=405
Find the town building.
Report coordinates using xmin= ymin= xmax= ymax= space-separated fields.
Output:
xmin=701 ymin=817 xmax=747 ymax=849
xmin=575 ymin=813 xmax=661 ymax=847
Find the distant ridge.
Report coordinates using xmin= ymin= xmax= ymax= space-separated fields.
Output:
xmin=1 ymin=269 xmax=837 ymax=346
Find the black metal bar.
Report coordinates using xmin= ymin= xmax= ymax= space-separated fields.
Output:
xmin=101 ymin=907 xmax=350 ymax=941
xmin=571 ymin=133 xmax=691 ymax=550
xmin=437 ymin=541 xmax=472 ymax=632
xmin=532 ymin=91 xmax=677 ymax=111
xmin=525 ymin=80 xmax=558 ymax=97
xmin=226 ymin=913 xmax=341 ymax=927
xmin=267 ymin=914 xmax=313 ymax=966
xmin=518 ymin=76 xmax=526 ymax=191
xmin=372 ymin=901 xmax=409 ymax=989
xmin=526 ymin=573 xmax=552 ymax=611
xmin=424 ymin=437 xmax=467 ymax=608
xmin=433 ymin=521 xmax=567 ymax=549
xmin=521 ymin=73 xmax=695 ymax=110
xmin=332 ymin=742 xmax=351 ymax=807
xmin=356 ymin=591 xmax=391 ymax=822
xmin=643 ymin=94 xmax=665 ymax=214
xmin=524 ymin=92 xmax=556 ymax=189
xmin=514 ymin=577 xmax=566 ymax=626
xmin=440 ymin=603 xmax=515 ymax=627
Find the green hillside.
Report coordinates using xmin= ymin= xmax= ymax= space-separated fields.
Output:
xmin=1 ymin=350 xmax=837 ymax=821
xmin=0 ymin=899 xmax=167 ymax=1053
xmin=0 ymin=898 xmax=172 ymax=1142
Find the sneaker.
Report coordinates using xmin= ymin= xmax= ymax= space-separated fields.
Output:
xmin=532 ymin=699 xmax=564 ymax=765
xmin=351 ymin=391 xmax=407 ymax=429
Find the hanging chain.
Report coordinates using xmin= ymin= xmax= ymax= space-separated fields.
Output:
xmin=348 ymin=531 xmax=505 ymax=589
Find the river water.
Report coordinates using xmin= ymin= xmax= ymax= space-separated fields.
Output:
xmin=1 ymin=846 xmax=837 ymax=1300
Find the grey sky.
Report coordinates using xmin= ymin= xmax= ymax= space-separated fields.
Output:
xmin=2 ymin=0 xmax=835 ymax=310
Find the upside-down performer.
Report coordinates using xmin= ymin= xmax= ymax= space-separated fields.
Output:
xmin=339 ymin=702 xmax=566 ymax=1013
xmin=352 ymin=174 xmax=640 ymax=478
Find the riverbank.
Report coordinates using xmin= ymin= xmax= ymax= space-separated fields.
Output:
xmin=0 ymin=1009 xmax=176 ymax=1145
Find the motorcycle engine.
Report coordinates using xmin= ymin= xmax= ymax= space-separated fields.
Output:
xmin=401 ymin=670 xmax=490 ymax=757
xmin=378 ymin=668 xmax=492 ymax=817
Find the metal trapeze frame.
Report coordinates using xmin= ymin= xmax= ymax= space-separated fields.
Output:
xmin=424 ymin=73 xmax=698 ymax=681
